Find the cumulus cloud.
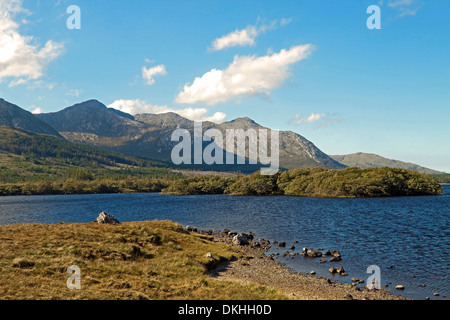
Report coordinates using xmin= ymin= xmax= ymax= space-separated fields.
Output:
xmin=29 ymin=106 xmax=42 ymax=114
xmin=107 ymin=99 xmax=227 ymax=123
xmin=210 ymin=19 xmax=290 ymax=51
xmin=176 ymin=44 xmax=314 ymax=106
xmin=142 ymin=64 xmax=167 ymax=86
xmin=0 ymin=0 xmax=64 ymax=86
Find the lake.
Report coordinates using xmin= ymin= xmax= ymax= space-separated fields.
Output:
xmin=0 ymin=185 xmax=449 ymax=300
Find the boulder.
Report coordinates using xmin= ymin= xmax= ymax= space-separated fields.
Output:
xmin=186 ymin=225 xmax=198 ymax=232
xmin=96 ymin=212 xmax=120 ymax=225
xmin=232 ymin=233 xmax=250 ymax=246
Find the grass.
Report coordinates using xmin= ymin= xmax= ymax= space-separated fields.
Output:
xmin=0 ymin=220 xmax=288 ymax=300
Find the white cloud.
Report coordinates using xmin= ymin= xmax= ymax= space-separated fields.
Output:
xmin=176 ymin=44 xmax=314 ymax=106
xmin=107 ymin=99 xmax=227 ymax=124
xmin=0 ymin=0 xmax=64 ymax=86
xmin=66 ymin=89 xmax=81 ymax=97
xmin=29 ymin=106 xmax=42 ymax=114
xmin=388 ymin=0 xmax=420 ymax=17
xmin=290 ymin=113 xmax=326 ymax=125
xmin=142 ymin=64 xmax=167 ymax=86
xmin=290 ymin=113 xmax=341 ymax=128
xmin=388 ymin=0 xmax=414 ymax=8
xmin=211 ymin=26 xmax=259 ymax=51
xmin=210 ymin=19 xmax=290 ymax=52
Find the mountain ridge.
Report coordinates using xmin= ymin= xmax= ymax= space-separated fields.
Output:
xmin=331 ymin=152 xmax=444 ymax=175
xmin=1 ymin=98 xmax=444 ymax=175
xmin=0 ymin=99 xmax=60 ymax=136
xmin=36 ymin=100 xmax=344 ymax=170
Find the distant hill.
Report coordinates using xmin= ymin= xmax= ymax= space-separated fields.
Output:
xmin=330 ymin=153 xmax=443 ymax=175
xmin=0 ymin=126 xmax=169 ymax=182
xmin=0 ymin=99 xmax=60 ymax=136
xmin=37 ymin=100 xmax=345 ymax=171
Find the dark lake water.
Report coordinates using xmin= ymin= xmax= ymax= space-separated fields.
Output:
xmin=1 ymin=185 xmax=449 ymax=300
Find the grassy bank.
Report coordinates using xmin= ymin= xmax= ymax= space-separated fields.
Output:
xmin=0 ymin=220 xmax=288 ymax=300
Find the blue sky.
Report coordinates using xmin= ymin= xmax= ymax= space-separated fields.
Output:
xmin=1 ymin=0 xmax=449 ymax=172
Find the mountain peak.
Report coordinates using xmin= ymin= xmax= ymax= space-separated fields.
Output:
xmin=0 ymin=98 xmax=60 ymax=136
xmin=37 ymin=100 xmax=146 ymax=138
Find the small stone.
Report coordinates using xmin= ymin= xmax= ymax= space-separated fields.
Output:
xmin=310 ymin=271 xmax=316 ymax=275
xmin=351 ymin=278 xmax=359 ymax=283
xmin=289 ymin=245 xmax=296 ymax=250
xmin=336 ymin=266 xmax=345 ymax=274
xmin=395 ymin=285 xmax=405 ymax=290
xmin=433 ymin=292 xmax=440 ymax=297
xmin=329 ymin=255 xmax=342 ymax=262
xmin=329 ymin=267 xmax=337 ymax=274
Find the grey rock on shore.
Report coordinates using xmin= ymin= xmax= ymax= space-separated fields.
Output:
xmin=96 ymin=212 xmax=120 ymax=225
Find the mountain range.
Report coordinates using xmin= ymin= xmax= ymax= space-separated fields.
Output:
xmin=0 ymin=98 xmax=445 ymax=174
xmin=36 ymin=99 xmax=344 ymax=171
xmin=330 ymin=153 xmax=443 ymax=175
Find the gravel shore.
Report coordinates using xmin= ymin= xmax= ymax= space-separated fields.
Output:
xmin=207 ymin=230 xmax=408 ymax=300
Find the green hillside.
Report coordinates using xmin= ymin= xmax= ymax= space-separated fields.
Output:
xmin=0 ymin=126 xmax=172 ymax=183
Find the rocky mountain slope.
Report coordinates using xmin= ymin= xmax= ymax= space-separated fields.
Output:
xmin=0 ymin=99 xmax=60 ymax=136
xmin=36 ymin=100 xmax=344 ymax=170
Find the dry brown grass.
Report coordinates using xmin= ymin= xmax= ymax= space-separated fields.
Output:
xmin=0 ymin=220 xmax=287 ymax=300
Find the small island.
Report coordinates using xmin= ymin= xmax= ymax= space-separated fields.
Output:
xmin=162 ymin=167 xmax=443 ymax=198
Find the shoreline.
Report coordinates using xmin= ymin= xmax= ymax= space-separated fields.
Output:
xmin=0 ymin=219 xmax=410 ymax=300
xmin=203 ymin=228 xmax=408 ymax=300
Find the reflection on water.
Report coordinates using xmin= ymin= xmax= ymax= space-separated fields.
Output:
xmin=0 ymin=185 xmax=449 ymax=300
